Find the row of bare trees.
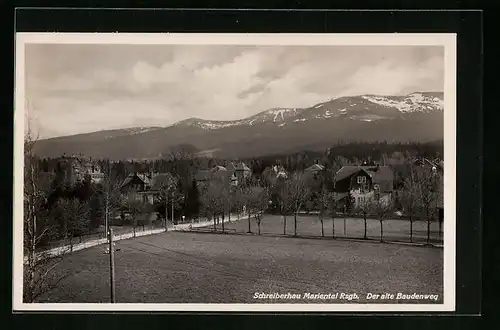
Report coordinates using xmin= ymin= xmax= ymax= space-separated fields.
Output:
xmin=197 ymin=171 xmax=314 ymax=237
xmin=198 ymin=177 xmax=271 ymax=235
xmin=210 ymin=163 xmax=442 ymax=244
xmin=395 ymin=165 xmax=443 ymax=243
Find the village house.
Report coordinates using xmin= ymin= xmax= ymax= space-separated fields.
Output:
xmin=194 ymin=162 xmax=252 ymax=188
xmin=260 ymin=165 xmax=288 ymax=188
xmin=119 ymin=171 xmax=176 ymax=204
xmin=304 ymin=163 xmax=325 ymax=174
xmin=59 ymin=154 xmax=105 ymax=184
xmin=227 ymin=162 xmax=252 ymax=183
xmin=303 ymin=162 xmax=326 ymax=184
xmin=413 ymin=157 xmax=444 ymax=173
xmin=334 ymin=164 xmax=394 ymax=210
xmin=271 ymin=165 xmax=288 ymax=179
xmin=194 ymin=165 xmax=234 ymax=188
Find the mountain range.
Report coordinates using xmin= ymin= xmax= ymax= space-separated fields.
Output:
xmin=33 ymin=92 xmax=444 ymax=160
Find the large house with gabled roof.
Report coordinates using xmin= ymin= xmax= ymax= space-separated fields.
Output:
xmin=334 ymin=164 xmax=394 ymax=210
xmin=120 ymin=172 xmax=176 ymax=204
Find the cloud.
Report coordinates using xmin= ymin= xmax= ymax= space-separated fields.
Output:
xmin=24 ymin=44 xmax=444 ymax=139
xmin=339 ymin=53 xmax=443 ymax=97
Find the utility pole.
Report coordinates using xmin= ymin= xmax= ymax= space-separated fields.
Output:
xmin=108 ymin=228 xmax=116 ymax=303
xmin=105 ymin=160 xmax=111 ymax=240
xmin=105 ymin=199 xmax=109 ymax=240
xmin=171 ymin=190 xmax=175 ymax=225
xmin=165 ymin=189 xmax=169 ymax=231
xmin=343 ymin=205 xmax=346 ymax=236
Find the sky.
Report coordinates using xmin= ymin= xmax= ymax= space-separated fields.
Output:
xmin=24 ymin=44 xmax=444 ymax=139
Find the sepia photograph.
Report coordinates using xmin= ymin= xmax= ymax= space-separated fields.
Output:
xmin=13 ymin=33 xmax=456 ymax=312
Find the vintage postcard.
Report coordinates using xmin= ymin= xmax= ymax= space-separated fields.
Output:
xmin=13 ymin=33 xmax=456 ymax=312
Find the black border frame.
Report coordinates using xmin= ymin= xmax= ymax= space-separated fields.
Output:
xmin=6 ymin=6 xmax=484 ymax=329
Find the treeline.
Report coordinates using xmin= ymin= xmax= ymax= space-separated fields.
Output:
xmin=33 ymin=139 xmax=443 ymax=215
xmin=246 ymin=140 xmax=443 ymax=173
xmin=38 ymin=141 xmax=442 ymax=177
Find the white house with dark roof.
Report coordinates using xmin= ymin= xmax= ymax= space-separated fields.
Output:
xmin=334 ymin=164 xmax=394 ymax=209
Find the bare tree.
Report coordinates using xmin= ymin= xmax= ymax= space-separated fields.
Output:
xmin=288 ymin=172 xmax=311 ymax=237
xmin=200 ymin=181 xmax=224 ymax=232
xmin=23 ymin=127 xmax=69 ymax=303
xmin=320 ymin=166 xmax=341 ymax=239
xmin=242 ymin=185 xmax=254 ymax=233
xmin=246 ymin=186 xmax=269 ymax=235
xmin=398 ymin=166 xmax=420 ymax=242
xmin=328 ymin=193 xmax=338 ymax=238
xmin=155 ymin=173 xmax=178 ymax=228
xmin=230 ymin=186 xmax=245 ymax=221
xmin=355 ymin=201 xmax=371 ymax=240
xmin=317 ymin=187 xmax=331 ymax=237
xmin=414 ymin=166 xmax=440 ymax=245
xmin=199 ymin=188 xmax=214 ymax=229
xmin=316 ymin=166 xmax=340 ymax=238
xmin=124 ymin=196 xmax=147 ymax=237
xmin=216 ymin=183 xmax=230 ymax=233
xmin=275 ymin=178 xmax=293 ymax=235
xmin=368 ymin=195 xmax=394 ymax=242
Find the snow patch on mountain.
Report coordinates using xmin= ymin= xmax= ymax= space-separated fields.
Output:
xmin=271 ymin=109 xmax=287 ymax=122
xmin=102 ymin=127 xmax=162 ymax=140
xmin=361 ymin=93 xmax=443 ymax=113
xmin=123 ymin=127 xmax=162 ymax=135
xmin=172 ymin=92 xmax=443 ymax=130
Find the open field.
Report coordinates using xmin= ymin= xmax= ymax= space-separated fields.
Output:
xmin=37 ymin=230 xmax=443 ymax=304
xmin=199 ymin=214 xmax=443 ymax=244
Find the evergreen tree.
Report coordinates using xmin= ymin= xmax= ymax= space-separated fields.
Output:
xmin=89 ymin=187 xmax=103 ymax=230
xmin=185 ymin=179 xmax=201 ymax=218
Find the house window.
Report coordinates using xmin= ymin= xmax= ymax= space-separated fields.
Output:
xmin=357 ymin=176 xmax=366 ymax=184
